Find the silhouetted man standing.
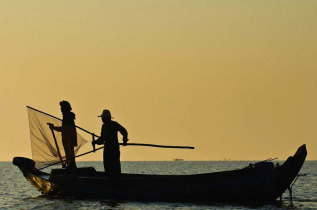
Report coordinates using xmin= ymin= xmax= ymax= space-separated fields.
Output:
xmin=49 ymin=101 xmax=77 ymax=169
xmin=93 ymin=109 xmax=128 ymax=178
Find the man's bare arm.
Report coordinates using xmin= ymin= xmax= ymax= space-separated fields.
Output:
xmin=117 ymin=122 xmax=128 ymax=143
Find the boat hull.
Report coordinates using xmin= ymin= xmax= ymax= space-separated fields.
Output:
xmin=13 ymin=145 xmax=307 ymax=203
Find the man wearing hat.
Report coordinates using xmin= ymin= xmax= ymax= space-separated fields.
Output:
xmin=93 ymin=109 xmax=128 ymax=178
xmin=49 ymin=101 xmax=78 ymax=169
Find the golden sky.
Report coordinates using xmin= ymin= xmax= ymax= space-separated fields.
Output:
xmin=1 ymin=1 xmax=316 ymax=161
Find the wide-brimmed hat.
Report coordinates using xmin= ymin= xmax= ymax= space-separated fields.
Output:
xmin=98 ymin=109 xmax=113 ymax=119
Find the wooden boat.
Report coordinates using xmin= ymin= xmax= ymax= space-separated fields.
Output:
xmin=13 ymin=144 xmax=307 ymax=203
xmin=174 ymin=158 xmax=184 ymax=161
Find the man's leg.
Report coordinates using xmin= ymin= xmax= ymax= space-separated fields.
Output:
xmin=64 ymin=141 xmax=76 ymax=169
xmin=104 ymin=149 xmax=121 ymax=178
xmin=115 ymin=150 xmax=121 ymax=175
xmin=103 ymin=149 xmax=110 ymax=175
xmin=68 ymin=145 xmax=77 ymax=168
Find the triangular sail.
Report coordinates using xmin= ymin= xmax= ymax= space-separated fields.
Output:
xmin=27 ymin=107 xmax=87 ymax=167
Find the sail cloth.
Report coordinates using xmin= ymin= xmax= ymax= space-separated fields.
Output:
xmin=27 ymin=107 xmax=87 ymax=167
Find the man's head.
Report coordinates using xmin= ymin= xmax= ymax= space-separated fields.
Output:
xmin=98 ymin=109 xmax=113 ymax=123
xmin=60 ymin=100 xmax=72 ymax=113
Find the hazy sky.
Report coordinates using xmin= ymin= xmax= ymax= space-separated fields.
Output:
xmin=1 ymin=1 xmax=316 ymax=161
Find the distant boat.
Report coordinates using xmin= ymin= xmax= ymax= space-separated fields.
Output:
xmin=13 ymin=145 xmax=307 ymax=203
xmin=174 ymin=158 xmax=184 ymax=161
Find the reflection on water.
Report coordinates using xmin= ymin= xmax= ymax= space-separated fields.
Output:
xmin=1 ymin=161 xmax=316 ymax=209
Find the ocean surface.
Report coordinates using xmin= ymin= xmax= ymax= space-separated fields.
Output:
xmin=0 ymin=161 xmax=316 ymax=209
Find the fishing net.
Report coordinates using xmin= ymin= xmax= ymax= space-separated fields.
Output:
xmin=27 ymin=107 xmax=88 ymax=168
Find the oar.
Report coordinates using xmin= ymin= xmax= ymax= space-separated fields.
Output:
xmin=119 ymin=143 xmax=194 ymax=149
xmin=47 ymin=123 xmax=66 ymax=168
xmin=38 ymin=143 xmax=194 ymax=170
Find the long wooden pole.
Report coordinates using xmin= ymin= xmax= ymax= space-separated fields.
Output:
xmin=119 ymin=143 xmax=194 ymax=149
xmin=47 ymin=123 xmax=66 ymax=168
xmin=38 ymin=143 xmax=194 ymax=170
xmin=39 ymin=146 xmax=104 ymax=170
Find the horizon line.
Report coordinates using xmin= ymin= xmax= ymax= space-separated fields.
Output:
xmin=1 ymin=160 xmax=317 ymax=162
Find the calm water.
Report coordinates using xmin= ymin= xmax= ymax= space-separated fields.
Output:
xmin=0 ymin=161 xmax=316 ymax=209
